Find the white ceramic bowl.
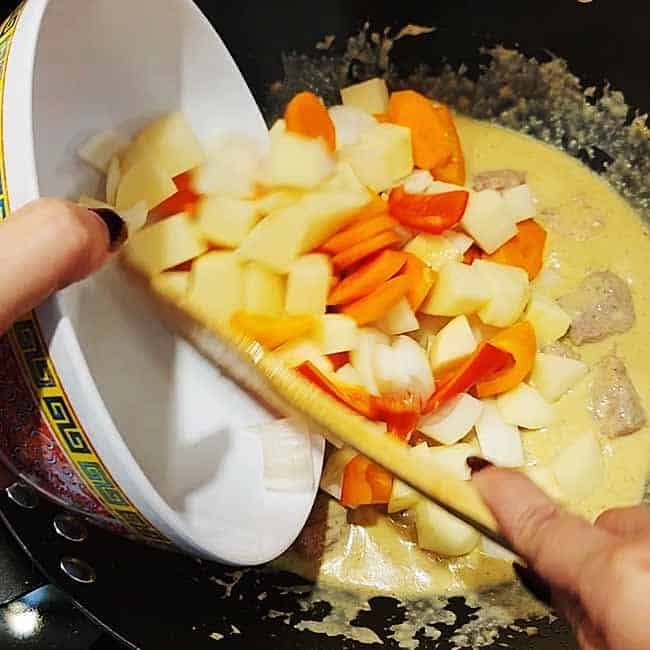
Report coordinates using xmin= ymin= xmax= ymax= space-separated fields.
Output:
xmin=0 ymin=0 xmax=324 ymax=564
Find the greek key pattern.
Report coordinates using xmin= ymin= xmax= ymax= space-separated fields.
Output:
xmin=0 ymin=5 xmax=169 ymax=545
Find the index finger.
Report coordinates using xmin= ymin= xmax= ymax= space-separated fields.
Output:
xmin=473 ymin=467 xmax=613 ymax=594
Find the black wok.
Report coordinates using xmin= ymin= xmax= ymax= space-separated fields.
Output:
xmin=1 ymin=1 xmax=649 ymax=648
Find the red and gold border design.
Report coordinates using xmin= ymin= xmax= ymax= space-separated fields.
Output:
xmin=0 ymin=5 xmax=170 ymax=546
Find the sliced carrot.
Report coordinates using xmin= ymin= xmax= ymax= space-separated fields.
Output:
xmin=150 ymin=171 xmax=200 ymax=221
xmin=484 ymin=219 xmax=547 ymax=280
xmin=430 ymin=103 xmax=466 ymax=185
xmin=332 ymin=230 xmax=401 ymax=271
xmin=475 ymin=321 xmax=537 ymax=397
xmin=321 ymin=215 xmax=399 ymax=255
xmin=388 ymin=90 xmax=455 ymax=171
xmin=231 ymin=312 xmax=316 ymax=350
xmin=284 ymin=91 xmax=336 ymax=151
xmin=328 ymin=352 xmax=350 ymax=371
xmin=401 ymin=253 xmax=437 ymax=311
xmin=346 ymin=195 xmax=389 ymax=225
xmin=341 ymin=455 xmax=392 ymax=507
xmin=328 ymin=249 xmax=407 ymax=305
xmin=342 ymin=275 xmax=411 ymax=325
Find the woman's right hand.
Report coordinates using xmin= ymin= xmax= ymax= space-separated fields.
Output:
xmin=474 ymin=467 xmax=650 ymax=650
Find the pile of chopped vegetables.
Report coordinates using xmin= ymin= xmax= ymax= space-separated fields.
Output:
xmin=78 ymin=77 xmax=596 ymax=558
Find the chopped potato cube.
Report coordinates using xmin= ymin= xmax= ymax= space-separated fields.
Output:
xmin=243 ymin=263 xmax=285 ymax=316
xmin=123 ymin=213 xmax=207 ymax=277
xmin=529 ymin=353 xmax=588 ymax=403
xmin=196 ymin=196 xmax=261 ymax=248
xmin=496 ymin=383 xmax=555 ymax=430
xmin=473 ymin=259 xmax=530 ymax=327
xmin=376 ymin=298 xmax=419 ymax=335
xmin=420 ymin=262 xmax=489 ymax=317
xmin=461 ymin=189 xmax=517 ymax=254
xmin=274 ymin=339 xmax=333 ymax=373
xmin=285 ymin=254 xmax=332 ymax=315
xmin=429 ymin=315 xmax=477 ymax=371
xmin=339 ymin=123 xmax=413 ymax=192
xmin=313 ymin=314 xmax=359 ymax=354
xmin=340 ymin=78 xmax=390 ymax=114
xmin=78 ymin=130 xmax=129 ymax=173
xmin=551 ymin=433 xmax=603 ymax=500
xmin=115 ymin=158 xmax=176 ymax=211
xmin=403 ymin=233 xmax=461 ymax=271
xmin=150 ymin=271 xmax=191 ymax=301
xmin=524 ymin=293 xmax=571 ymax=348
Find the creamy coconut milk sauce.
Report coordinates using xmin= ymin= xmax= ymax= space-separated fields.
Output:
xmin=274 ymin=116 xmax=650 ymax=602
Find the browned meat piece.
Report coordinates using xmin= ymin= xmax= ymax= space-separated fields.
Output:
xmin=590 ymin=355 xmax=647 ymax=437
xmin=541 ymin=341 xmax=581 ymax=360
xmin=472 ymin=169 xmax=526 ymax=192
xmin=292 ymin=494 xmax=347 ymax=560
xmin=558 ymin=271 xmax=635 ymax=345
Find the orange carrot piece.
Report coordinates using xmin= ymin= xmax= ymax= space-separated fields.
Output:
xmin=150 ymin=171 xmax=200 ymax=221
xmin=346 ymin=195 xmax=389 ymax=224
xmin=342 ymin=275 xmax=411 ymax=325
xmin=401 ymin=253 xmax=437 ymax=311
xmin=331 ymin=230 xmax=401 ymax=271
xmin=328 ymin=249 xmax=408 ymax=305
xmin=284 ymin=91 xmax=336 ymax=151
xmin=430 ymin=103 xmax=466 ymax=185
xmin=485 ymin=219 xmax=547 ymax=280
xmin=388 ymin=90 xmax=454 ymax=171
xmin=322 ymin=215 xmax=399 ymax=255
xmin=230 ymin=312 xmax=316 ymax=350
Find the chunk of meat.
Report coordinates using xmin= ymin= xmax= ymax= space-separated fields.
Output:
xmin=559 ymin=271 xmax=635 ymax=345
xmin=292 ymin=495 xmax=348 ymax=560
xmin=541 ymin=341 xmax=581 ymax=360
xmin=590 ymin=355 xmax=647 ymax=437
xmin=472 ymin=169 xmax=526 ymax=192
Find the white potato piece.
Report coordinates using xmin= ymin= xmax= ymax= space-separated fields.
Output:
xmin=121 ymin=201 xmax=148 ymax=233
xmin=193 ymin=133 xmax=263 ymax=198
xmin=340 ymin=77 xmax=390 ymax=114
xmin=502 ymin=184 xmax=537 ymax=223
xmin=420 ymin=261 xmax=490 ymax=317
xmin=314 ymin=315 xmax=358 ymax=355
xmin=529 ymin=353 xmax=589 ymax=403
xmin=415 ymin=500 xmax=480 ymax=557
xmin=473 ymin=259 xmax=530 ymax=327
xmin=105 ymin=156 xmax=121 ymax=205
xmin=496 ymin=383 xmax=555 ymax=430
xmin=524 ymin=293 xmax=571 ymax=348
xmin=350 ymin=328 xmax=390 ymax=395
xmin=475 ymin=401 xmax=525 ymax=468
xmin=551 ymin=433 xmax=603 ymax=500
xmin=339 ymin=123 xmax=413 ymax=192
xmin=320 ymin=162 xmax=367 ymax=194
xmin=461 ymin=189 xmax=517 ymax=253
xmin=123 ymin=212 xmax=207 ymax=277
xmin=115 ymin=158 xmax=176 ymax=211
xmin=186 ymin=251 xmax=244 ymax=321
xmin=429 ymin=315 xmax=477 ymax=371
xmin=267 ymin=119 xmax=335 ymax=189
xmin=122 ymin=112 xmax=205 ymax=177
xmin=443 ymin=230 xmax=474 ymax=254
xmin=238 ymin=189 xmax=369 ymax=273
xmin=243 ymin=263 xmax=285 ymax=316
xmin=388 ymin=479 xmax=420 ymax=513
xmin=320 ymin=447 xmax=357 ymax=500
xmin=255 ymin=190 xmax=301 ymax=215
xmin=403 ymin=233 xmax=461 ymax=271
xmin=196 ymin=196 xmax=261 ymax=248
xmin=78 ymin=130 xmax=129 ymax=173
xmin=328 ymin=105 xmax=377 ymax=149
xmin=259 ymin=418 xmax=314 ymax=492
xmin=524 ymin=465 xmax=567 ymax=504
xmin=401 ymin=169 xmax=434 ymax=194
xmin=414 ymin=442 xmax=479 ymax=481
xmin=419 ymin=393 xmax=483 ymax=445
xmin=150 ymin=271 xmax=190 ymax=301
xmin=285 ymin=254 xmax=332 ymax=315
xmin=376 ymin=298 xmax=419 ymax=335
xmin=274 ymin=339 xmax=333 ymax=373
xmin=335 ymin=363 xmax=364 ymax=386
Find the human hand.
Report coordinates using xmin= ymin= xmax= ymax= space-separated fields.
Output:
xmin=474 ymin=466 xmax=650 ymax=650
xmin=0 ymin=198 xmax=125 ymax=334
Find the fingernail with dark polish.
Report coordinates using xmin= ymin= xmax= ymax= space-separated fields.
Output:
xmin=91 ymin=208 xmax=127 ymax=251
xmin=513 ymin=562 xmax=552 ymax=607
xmin=466 ymin=456 xmax=494 ymax=475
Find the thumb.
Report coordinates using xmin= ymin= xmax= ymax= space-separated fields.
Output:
xmin=0 ymin=198 xmax=126 ymax=334
xmin=473 ymin=467 xmax=613 ymax=594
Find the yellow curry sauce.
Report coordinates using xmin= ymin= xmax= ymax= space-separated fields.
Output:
xmin=274 ymin=116 xmax=650 ymax=600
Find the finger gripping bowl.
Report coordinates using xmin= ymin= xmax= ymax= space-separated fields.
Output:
xmin=0 ymin=0 xmax=325 ymax=564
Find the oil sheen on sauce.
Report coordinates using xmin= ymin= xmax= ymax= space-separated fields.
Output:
xmin=273 ymin=116 xmax=650 ymax=604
